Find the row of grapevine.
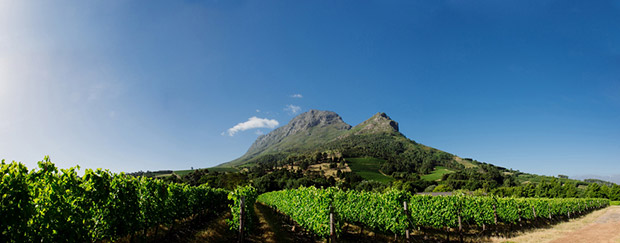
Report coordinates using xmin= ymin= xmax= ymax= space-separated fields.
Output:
xmin=409 ymin=195 xmax=608 ymax=229
xmin=258 ymin=186 xmax=339 ymax=237
xmin=0 ymin=158 xmax=230 ymax=242
xmin=257 ymin=186 xmax=610 ymax=238
xmin=227 ymin=185 xmax=259 ymax=233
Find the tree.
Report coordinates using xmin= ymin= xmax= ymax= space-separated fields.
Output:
xmin=564 ymin=182 xmax=578 ymax=198
xmin=586 ymin=183 xmax=602 ymax=198
xmin=433 ymin=184 xmax=452 ymax=192
xmin=609 ymin=184 xmax=620 ymax=201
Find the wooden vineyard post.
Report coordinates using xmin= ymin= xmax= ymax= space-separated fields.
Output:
xmin=330 ymin=203 xmax=336 ymax=243
xmin=532 ymin=206 xmax=537 ymax=218
xmin=493 ymin=204 xmax=498 ymax=225
xmin=404 ymin=201 xmax=410 ymax=243
xmin=493 ymin=204 xmax=499 ymax=238
xmin=239 ymin=196 xmax=245 ymax=243
xmin=518 ymin=207 xmax=522 ymax=227
xmin=458 ymin=212 xmax=463 ymax=243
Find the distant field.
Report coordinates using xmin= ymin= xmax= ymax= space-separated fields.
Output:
xmin=153 ymin=173 xmax=173 ymax=178
xmin=173 ymin=170 xmax=193 ymax=177
xmin=516 ymin=173 xmax=584 ymax=185
xmin=346 ymin=157 xmax=394 ymax=183
xmin=208 ymin=167 xmax=240 ymax=172
xmin=421 ymin=166 xmax=454 ymax=181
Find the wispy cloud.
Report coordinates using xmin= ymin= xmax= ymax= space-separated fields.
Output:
xmin=290 ymin=94 xmax=303 ymax=98
xmin=284 ymin=104 xmax=301 ymax=114
xmin=225 ymin=117 xmax=279 ymax=136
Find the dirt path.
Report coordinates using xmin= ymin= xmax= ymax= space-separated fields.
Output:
xmin=185 ymin=203 xmax=315 ymax=243
xmin=249 ymin=203 xmax=294 ymax=243
xmin=186 ymin=212 xmax=235 ymax=243
xmin=493 ymin=206 xmax=620 ymax=243
xmin=251 ymin=202 xmax=319 ymax=243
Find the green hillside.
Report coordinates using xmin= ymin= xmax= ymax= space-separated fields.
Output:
xmin=346 ymin=157 xmax=394 ymax=183
xmin=421 ymin=166 xmax=454 ymax=181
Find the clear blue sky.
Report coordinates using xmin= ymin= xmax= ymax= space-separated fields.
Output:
xmin=1 ymin=1 xmax=619 ymax=180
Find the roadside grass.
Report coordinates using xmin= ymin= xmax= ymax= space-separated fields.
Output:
xmin=611 ymin=201 xmax=620 ymax=206
xmin=421 ymin=166 xmax=454 ymax=181
xmin=346 ymin=157 xmax=394 ymax=183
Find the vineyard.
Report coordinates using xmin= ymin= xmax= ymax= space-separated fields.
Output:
xmin=1 ymin=158 xmax=611 ymax=242
xmin=0 ymin=158 xmax=256 ymax=242
xmin=258 ymin=186 xmax=610 ymax=239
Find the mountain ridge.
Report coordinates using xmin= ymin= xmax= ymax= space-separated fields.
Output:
xmin=218 ymin=110 xmax=463 ymax=172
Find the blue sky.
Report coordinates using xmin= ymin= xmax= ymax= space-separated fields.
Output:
xmin=1 ymin=1 xmax=619 ymax=180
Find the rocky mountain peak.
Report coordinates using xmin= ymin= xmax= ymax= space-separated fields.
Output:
xmin=353 ymin=112 xmax=399 ymax=134
xmin=288 ymin=109 xmax=351 ymax=131
xmin=241 ymin=110 xmax=351 ymax=159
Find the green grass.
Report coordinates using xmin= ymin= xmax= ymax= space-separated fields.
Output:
xmin=611 ymin=201 xmax=620 ymax=206
xmin=173 ymin=170 xmax=194 ymax=177
xmin=421 ymin=166 xmax=454 ymax=181
xmin=153 ymin=173 xmax=173 ymax=178
xmin=515 ymin=173 xmax=585 ymax=186
xmin=346 ymin=157 xmax=394 ymax=183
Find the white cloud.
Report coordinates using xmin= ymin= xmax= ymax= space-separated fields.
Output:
xmin=284 ymin=104 xmax=301 ymax=114
xmin=225 ymin=117 xmax=279 ymax=136
xmin=290 ymin=94 xmax=303 ymax=98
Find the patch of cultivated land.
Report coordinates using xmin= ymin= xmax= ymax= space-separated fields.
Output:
xmin=153 ymin=173 xmax=173 ymax=178
xmin=306 ymin=163 xmax=351 ymax=178
xmin=346 ymin=157 xmax=394 ymax=183
xmin=278 ymin=162 xmax=352 ymax=178
xmin=492 ymin=206 xmax=620 ymax=243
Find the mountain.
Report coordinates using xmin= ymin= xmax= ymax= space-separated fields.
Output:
xmin=216 ymin=110 xmax=597 ymax=190
xmin=222 ymin=110 xmax=351 ymax=167
xmin=219 ymin=110 xmax=469 ymax=174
